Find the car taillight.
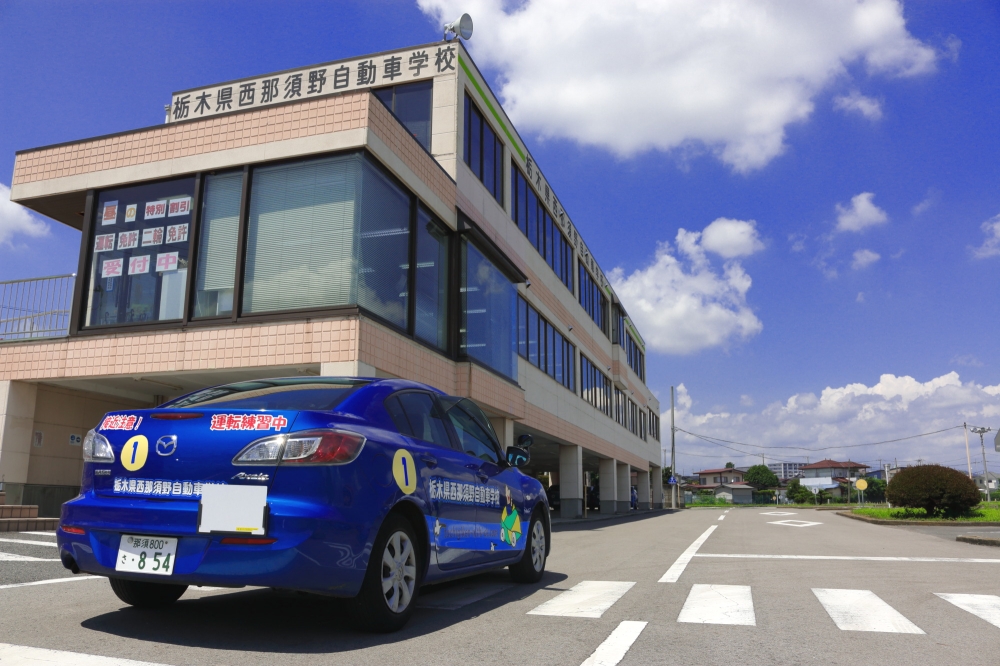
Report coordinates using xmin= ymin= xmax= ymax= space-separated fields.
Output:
xmin=281 ymin=430 xmax=366 ymax=465
xmin=233 ymin=436 xmax=285 ymax=464
xmin=82 ymin=429 xmax=114 ymax=463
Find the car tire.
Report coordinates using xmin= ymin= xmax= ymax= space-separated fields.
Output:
xmin=109 ymin=577 xmax=187 ymax=608
xmin=509 ymin=511 xmax=546 ymax=584
xmin=349 ymin=513 xmax=421 ymax=633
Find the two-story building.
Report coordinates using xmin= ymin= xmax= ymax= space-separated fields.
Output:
xmin=799 ymin=460 xmax=868 ymax=479
xmin=0 ymin=40 xmax=663 ymax=517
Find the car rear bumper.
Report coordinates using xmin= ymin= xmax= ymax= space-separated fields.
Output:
xmin=57 ymin=493 xmax=371 ymax=596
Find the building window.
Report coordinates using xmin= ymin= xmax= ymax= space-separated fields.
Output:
xmin=464 ymin=93 xmax=503 ymax=206
xmin=374 ymin=81 xmax=433 ymax=151
xmin=614 ymin=306 xmax=645 ymax=382
xmin=461 ymin=239 xmax=517 ymax=381
xmin=579 ymin=265 xmax=609 ymax=336
xmin=510 ymin=165 xmax=574 ymax=292
xmin=580 ymin=354 xmax=612 ymax=417
xmin=194 ymin=172 xmax=242 ymax=318
xmin=516 ymin=295 xmax=575 ymax=391
xmin=650 ymin=412 xmax=661 ymax=442
xmin=85 ymin=177 xmax=195 ymax=327
xmin=242 ymin=153 xmax=410 ymax=329
xmin=413 ymin=208 xmax=449 ymax=351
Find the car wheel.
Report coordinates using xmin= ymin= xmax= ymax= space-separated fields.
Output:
xmin=109 ymin=577 xmax=187 ymax=608
xmin=509 ymin=511 xmax=546 ymax=583
xmin=350 ymin=513 xmax=421 ymax=633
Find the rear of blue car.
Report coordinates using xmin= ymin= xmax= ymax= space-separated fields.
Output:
xmin=58 ymin=379 xmax=388 ymax=600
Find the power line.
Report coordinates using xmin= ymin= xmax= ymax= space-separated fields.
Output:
xmin=674 ymin=425 xmax=964 ymax=453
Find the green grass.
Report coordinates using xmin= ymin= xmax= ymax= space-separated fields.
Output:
xmin=853 ymin=506 xmax=1000 ymax=522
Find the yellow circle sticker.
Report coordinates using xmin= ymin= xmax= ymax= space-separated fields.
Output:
xmin=855 ymin=479 xmax=868 ymax=491
xmin=121 ymin=435 xmax=149 ymax=472
xmin=392 ymin=449 xmax=417 ymax=495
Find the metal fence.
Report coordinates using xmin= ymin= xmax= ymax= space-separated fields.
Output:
xmin=0 ymin=274 xmax=75 ymax=341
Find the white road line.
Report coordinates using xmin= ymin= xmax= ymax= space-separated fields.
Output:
xmin=527 ymin=581 xmax=635 ymax=618
xmin=0 ymin=537 xmax=58 ymax=547
xmin=677 ymin=584 xmax=756 ymax=626
xmin=812 ymin=588 xmax=924 ymax=633
xmin=20 ymin=531 xmax=57 ymax=536
xmin=0 ymin=576 xmax=99 ymax=590
xmin=580 ymin=621 xmax=647 ymax=666
xmin=935 ymin=593 xmax=1000 ymax=629
xmin=0 ymin=642 xmax=170 ymax=665
xmin=717 ymin=514 xmax=725 ymax=521
xmin=0 ymin=552 xmax=60 ymax=562
xmin=659 ymin=525 xmax=717 ymax=583
xmin=693 ymin=553 xmax=1000 ymax=563
xmin=418 ymin=582 xmax=512 ymax=610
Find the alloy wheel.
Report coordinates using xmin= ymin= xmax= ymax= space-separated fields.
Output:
xmin=380 ymin=530 xmax=416 ymax=613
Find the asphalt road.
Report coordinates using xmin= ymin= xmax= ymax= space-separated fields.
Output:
xmin=2 ymin=509 xmax=1000 ymax=665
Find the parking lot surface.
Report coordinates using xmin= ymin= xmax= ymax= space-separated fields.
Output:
xmin=2 ymin=508 xmax=1000 ymax=665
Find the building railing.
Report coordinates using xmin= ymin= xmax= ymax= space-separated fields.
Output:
xmin=0 ymin=274 xmax=75 ymax=341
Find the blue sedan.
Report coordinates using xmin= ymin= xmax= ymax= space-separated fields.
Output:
xmin=57 ymin=377 xmax=549 ymax=632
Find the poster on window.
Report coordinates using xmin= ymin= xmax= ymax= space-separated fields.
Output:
xmin=156 ymin=252 xmax=179 ymax=272
xmin=102 ymin=258 xmax=123 ymax=278
xmin=94 ymin=234 xmax=116 ymax=252
xmin=165 ymin=223 xmax=188 ymax=244
xmin=125 ymin=204 xmax=137 ymax=223
xmin=144 ymin=201 xmax=167 ymax=220
xmin=117 ymin=230 xmax=139 ymax=250
xmin=128 ymin=255 xmax=150 ymax=275
xmin=141 ymin=227 xmax=164 ymax=246
xmin=168 ymin=197 xmax=192 ymax=217
xmin=101 ymin=201 xmax=118 ymax=226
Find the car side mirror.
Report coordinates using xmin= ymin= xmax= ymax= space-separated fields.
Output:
xmin=517 ymin=434 xmax=534 ymax=449
xmin=506 ymin=446 xmax=530 ymax=467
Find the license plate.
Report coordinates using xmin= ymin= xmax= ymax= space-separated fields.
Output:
xmin=115 ymin=534 xmax=177 ymax=576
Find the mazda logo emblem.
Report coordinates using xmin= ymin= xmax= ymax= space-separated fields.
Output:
xmin=156 ymin=435 xmax=177 ymax=456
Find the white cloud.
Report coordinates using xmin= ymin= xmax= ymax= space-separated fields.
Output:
xmin=418 ymin=0 xmax=937 ymax=172
xmin=609 ymin=222 xmax=763 ymax=355
xmin=699 ymin=218 xmax=765 ymax=258
xmin=740 ymin=394 xmax=755 ymax=407
xmin=851 ymin=248 xmax=880 ymax=269
xmin=833 ymin=90 xmax=883 ymax=120
xmin=0 ymin=183 xmax=49 ymax=247
xmin=951 ymin=354 xmax=983 ymax=368
xmin=912 ymin=188 xmax=939 ymax=215
xmin=788 ymin=233 xmax=806 ymax=253
xmin=856 ymin=291 xmax=865 ymax=303
xmin=667 ymin=372 xmax=1000 ymax=473
xmin=836 ymin=192 xmax=888 ymax=232
xmin=970 ymin=213 xmax=1000 ymax=259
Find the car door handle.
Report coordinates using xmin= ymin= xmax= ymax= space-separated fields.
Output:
xmin=477 ymin=471 xmax=489 ymax=482
xmin=420 ymin=454 xmax=438 ymax=468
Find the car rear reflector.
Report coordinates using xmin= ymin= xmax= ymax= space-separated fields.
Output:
xmin=151 ymin=412 xmax=204 ymax=420
xmin=61 ymin=525 xmax=85 ymax=535
xmin=220 ymin=537 xmax=278 ymax=545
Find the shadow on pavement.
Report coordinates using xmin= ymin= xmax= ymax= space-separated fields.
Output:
xmin=79 ymin=569 xmax=568 ymax=654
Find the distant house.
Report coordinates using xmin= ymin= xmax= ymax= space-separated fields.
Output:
xmin=697 ymin=468 xmax=747 ymax=486
xmin=973 ymin=472 xmax=1000 ymax=493
xmin=799 ymin=477 xmax=844 ymax=498
xmin=767 ymin=462 xmax=802 ymax=479
xmin=800 ymin=460 xmax=869 ymax=479
xmin=715 ymin=484 xmax=753 ymax=504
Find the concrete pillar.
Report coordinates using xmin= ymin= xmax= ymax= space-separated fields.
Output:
xmin=636 ymin=468 xmax=651 ymax=510
xmin=321 ymin=360 xmax=376 ymax=378
xmin=599 ymin=458 xmax=618 ymax=514
xmin=549 ymin=471 xmax=559 ymax=486
xmin=488 ymin=417 xmax=514 ymax=452
xmin=0 ymin=381 xmax=38 ymax=505
xmin=558 ymin=444 xmax=583 ymax=519
xmin=616 ymin=462 xmax=631 ymax=513
xmin=651 ymin=465 xmax=664 ymax=509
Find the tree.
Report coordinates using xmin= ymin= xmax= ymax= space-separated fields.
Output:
xmin=661 ymin=467 xmax=672 ymax=484
xmin=785 ymin=478 xmax=814 ymax=504
xmin=725 ymin=462 xmax=735 ymax=469
xmin=886 ymin=464 xmax=980 ymax=517
xmin=863 ymin=477 xmax=886 ymax=503
xmin=744 ymin=464 xmax=779 ymax=490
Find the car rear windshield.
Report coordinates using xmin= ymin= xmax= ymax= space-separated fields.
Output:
xmin=163 ymin=379 xmax=367 ymax=411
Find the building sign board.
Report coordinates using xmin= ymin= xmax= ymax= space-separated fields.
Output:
xmin=167 ymin=43 xmax=456 ymax=123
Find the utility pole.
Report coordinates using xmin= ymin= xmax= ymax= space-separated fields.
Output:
xmin=964 ymin=422 xmax=973 ymax=479
xmin=971 ymin=426 xmax=993 ymax=502
xmin=670 ymin=386 xmax=677 ymax=510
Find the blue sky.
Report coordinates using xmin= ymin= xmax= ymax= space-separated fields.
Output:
xmin=2 ymin=1 xmax=999 ymax=473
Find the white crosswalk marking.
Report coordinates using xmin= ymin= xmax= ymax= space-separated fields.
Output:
xmin=527 ymin=581 xmax=635 ymax=618
xmin=677 ymin=584 xmax=756 ymax=626
xmin=580 ymin=621 xmax=647 ymax=666
xmin=0 ymin=552 xmax=60 ymax=562
xmin=812 ymin=588 xmax=924 ymax=633
xmin=935 ymin=593 xmax=1000 ymax=629
xmin=659 ymin=525 xmax=717 ymax=583
xmin=0 ymin=537 xmax=58 ymax=547
xmin=0 ymin=642 xmax=170 ymax=665
xmin=20 ymin=531 xmax=57 ymax=537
